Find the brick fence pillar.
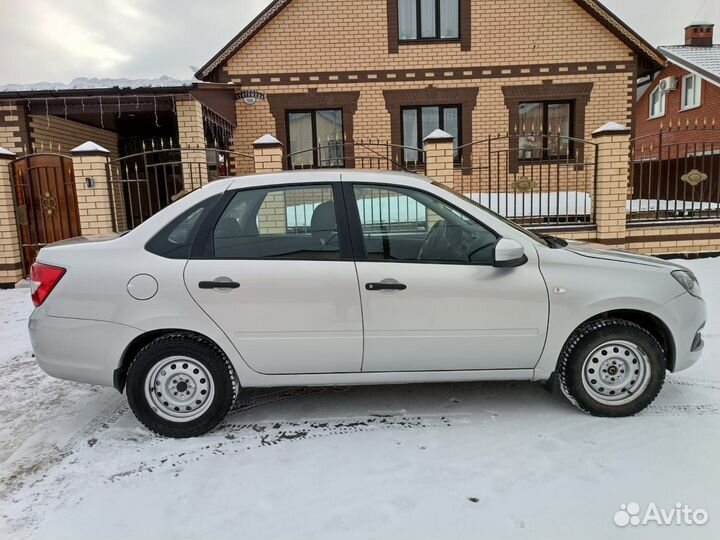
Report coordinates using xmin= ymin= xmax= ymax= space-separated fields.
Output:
xmin=70 ymin=142 xmax=115 ymax=236
xmin=253 ymin=135 xmax=284 ymax=173
xmin=176 ymin=96 xmax=209 ymax=188
xmin=0 ymin=147 xmax=24 ymax=284
xmin=592 ymin=122 xmax=631 ymax=246
xmin=423 ymin=129 xmax=455 ymax=188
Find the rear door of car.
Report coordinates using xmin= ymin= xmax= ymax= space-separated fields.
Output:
xmin=184 ymin=179 xmax=364 ymax=375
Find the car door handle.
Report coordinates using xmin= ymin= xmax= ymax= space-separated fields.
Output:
xmin=198 ymin=280 xmax=240 ymax=290
xmin=366 ymin=282 xmax=407 ymax=291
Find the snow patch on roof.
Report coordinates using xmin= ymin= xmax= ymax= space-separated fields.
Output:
xmin=0 ymin=146 xmax=15 ymax=157
xmin=0 ymin=76 xmax=197 ymax=93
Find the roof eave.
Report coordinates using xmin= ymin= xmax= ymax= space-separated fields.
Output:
xmin=660 ymin=48 xmax=720 ymax=87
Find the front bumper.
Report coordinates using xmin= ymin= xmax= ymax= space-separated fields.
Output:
xmin=655 ymin=292 xmax=707 ymax=372
xmin=29 ymin=313 xmax=142 ymax=387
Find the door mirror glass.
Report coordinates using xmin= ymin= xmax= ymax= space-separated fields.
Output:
xmin=494 ymin=238 xmax=527 ymax=268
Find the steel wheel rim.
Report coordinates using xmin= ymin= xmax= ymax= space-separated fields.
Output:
xmin=581 ymin=340 xmax=652 ymax=406
xmin=144 ymin=356 xmax=215 ymax=423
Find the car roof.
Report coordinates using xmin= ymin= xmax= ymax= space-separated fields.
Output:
xmin=225 ymin=169 xmax=432 ymax=190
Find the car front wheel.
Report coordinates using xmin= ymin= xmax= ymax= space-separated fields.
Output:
xmin=558 ymin=319 xmax=666 ymax=417
xmin=126 ymin=333 xmax=238 ymax=438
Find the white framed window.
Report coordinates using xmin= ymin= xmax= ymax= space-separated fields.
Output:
xmin=682 ymin=74 xmax=702 ymax=110
xmin=649 ymin=86 xmax=666 ymax=119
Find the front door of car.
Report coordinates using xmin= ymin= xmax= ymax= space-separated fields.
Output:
xmin=184 ymin=182 xmax=364 ymax=375
xmin=347 ymin=183 xmax=549 ymax=372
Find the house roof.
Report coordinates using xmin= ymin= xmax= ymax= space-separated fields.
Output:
xmin=195 ymin=0 xmax=665 ymax=80
xmin=659 ymin=45 xmax=720 ymax=86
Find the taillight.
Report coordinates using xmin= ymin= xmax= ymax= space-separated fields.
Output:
xmin=30 ymin=263 xmax=66 ymax=307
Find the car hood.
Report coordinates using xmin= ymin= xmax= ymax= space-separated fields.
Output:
xmin=563 ymin=240 xmax=689 ymax=271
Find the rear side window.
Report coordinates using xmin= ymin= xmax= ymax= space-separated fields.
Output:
xmin=212 ymin=185 xmax=341 ymax=260
xmin=146 ymin=195 xmax=220 ymax=259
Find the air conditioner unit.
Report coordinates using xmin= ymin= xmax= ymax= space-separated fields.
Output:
xmin=659 ymin=76 xmax=678 ymax=92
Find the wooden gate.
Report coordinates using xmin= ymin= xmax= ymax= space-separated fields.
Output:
xmin=10 ymin=153 xmax=81 ymax=273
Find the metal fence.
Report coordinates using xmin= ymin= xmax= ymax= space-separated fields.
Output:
xmin=629 ymin=126 xmax=720 ymax=223
xmin=455 ymin=134 xmax=599 ymax=227
xmin=108 ymin=147 xmax=253 ymax=231
xmin=284 ymin=140 xmax=425 ymax=173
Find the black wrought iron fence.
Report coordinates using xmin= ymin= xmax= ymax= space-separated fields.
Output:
xmin=629 ymin=125 xmax=720 ymax=223
xmin=455 ymin=133 xmax=599 ymax=227
xmin=284 ymin=140 xmax=425 ymax=173
xmin=108 ymin=147 xmax=253 ymax=231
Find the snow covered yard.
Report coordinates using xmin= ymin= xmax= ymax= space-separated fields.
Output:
xmin=1 ymin=259 xmax=720 ymax=540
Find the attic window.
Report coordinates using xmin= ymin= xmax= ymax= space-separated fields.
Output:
xmin=398 ymin=0 xmax=459 ymax=41
xmin=389 ymin=0 xmax=470 ymax=52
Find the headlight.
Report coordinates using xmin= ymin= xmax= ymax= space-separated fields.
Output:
xmin=672 ymin=270 xmax=702 ymax=298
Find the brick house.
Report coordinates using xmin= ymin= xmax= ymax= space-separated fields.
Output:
xmin=634 ymin=22 xmax=720 ymax=158
xmin=197 ymin=0 xmax=663 ymax=174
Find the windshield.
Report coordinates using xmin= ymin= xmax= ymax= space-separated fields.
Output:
xmin=432 ymin=181 xmax=546 ymax=245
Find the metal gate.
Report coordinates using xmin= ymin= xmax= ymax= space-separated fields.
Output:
xmin=456 ymin=134 xmax=599 ymax=227
xmin=10 ymin=153 xmax=81 ymax=273
xmin=629 ymin=126 xmax=720 ymax=222
xmin=108 ymin=146 xmax=254 ymax=231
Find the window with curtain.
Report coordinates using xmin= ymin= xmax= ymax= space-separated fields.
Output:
xmin=402 ymin=105 xmax=461 ymax=163
xmin=398 ymin=0 xmax=459 ymax=41
xmin=287 ymin=109 xmax=344 ymax=168
xmin=518 ymin=101 xmax=573 ymax=161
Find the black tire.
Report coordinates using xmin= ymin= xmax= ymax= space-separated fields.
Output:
xmin=126 ymin=333 xmax=238 ymax=438
xmin=558 ymin=319 xmax=666 ymax=417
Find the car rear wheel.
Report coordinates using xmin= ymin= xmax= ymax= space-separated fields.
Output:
xmin=126 ymin=334 xmax=238 ymax=438
xmin=558 ymin=319 xmax=665 ymax=417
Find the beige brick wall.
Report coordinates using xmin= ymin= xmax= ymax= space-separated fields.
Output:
xmin=224 ymin=0 xmax=631 ymax=75
xmin=0 ymin=104 xmax=27 ymax=154
xmin=593 ymin=131 xmax=630 ymax=241
xmin=0 ymin=154 xmax=23 ymax=284
xmin=176 ymin=97 xmax=209 ymax=188
xmin=626 ymin=224 xmax=720 ymax=255
xmin=224 ymin=0 xmax=636 ymax=166
xmin=71 ymin=153 xmax=115 ymax=236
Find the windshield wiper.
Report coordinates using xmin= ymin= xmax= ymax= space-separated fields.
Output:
xmin=540 ymin=234 xmax=568 ymax=249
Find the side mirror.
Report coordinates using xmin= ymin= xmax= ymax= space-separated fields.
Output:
xmin=494 ymin=238 xmax=528 ymax=268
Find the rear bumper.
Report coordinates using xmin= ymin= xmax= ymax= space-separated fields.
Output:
xmin=29 ymin=313 xmax=142 ymax=387
xmin=655 ymin=293 xmax=707 ymax=372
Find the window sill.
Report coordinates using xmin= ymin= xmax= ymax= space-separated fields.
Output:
xmin=680 ymin=103 xmax=702 ymax=112
xmin=648 ymin=113 xmax=666 ymax=120
xmin=399 ymin=38 xmax=461 ymax=45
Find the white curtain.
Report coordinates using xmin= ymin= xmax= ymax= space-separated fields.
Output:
xmin=420 ymin=0 xmax=436 ymax=37
xmin=403 ymin=109 xmax=419 ymax=162
xmin=440 ymin=0 xmax=459 ymax=38
xmin=288 ymin=113 xmax=314 ymax=167
xmin=398 ymin=0 xmax=417 ymax=40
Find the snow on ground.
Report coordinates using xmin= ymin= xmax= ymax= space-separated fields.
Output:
xmin=1 ymin=258 xmax=720 ymax=540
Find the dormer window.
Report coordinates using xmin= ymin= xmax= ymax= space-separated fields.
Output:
xmin=398 ymin=0 xmax=460 ymax=41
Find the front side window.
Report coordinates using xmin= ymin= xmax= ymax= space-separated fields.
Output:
xmin=402 ymin=105 xmax=461 ymax=163
xmin=287 ymin=109 xmax=344 ymax=168
xmin=649 ymin=87 xmax=666 ymax=118
xmin=212 ymin=185 xmax=341 ymax=260
xmin=682 ymin=74 xmax=702 ymax=109
xmin=398 ymin=0 xmax=460 ymax=41
xmin=518 ymin=102 xmax=573 ymax=160
xmin=353 ymin=184 xmax=497 ymax=264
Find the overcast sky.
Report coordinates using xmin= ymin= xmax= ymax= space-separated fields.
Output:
xmin=0 ymin=0 xmax=718 ymax=85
